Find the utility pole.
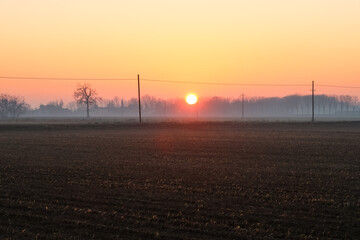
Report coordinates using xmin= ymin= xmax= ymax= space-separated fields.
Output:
xmin=312 ymin=81 xmax=315 ymax=122
xmin=241 ymin=93 xmax=245 ymax=119
xmin=138 ymin=74 xmax=142 ymax=123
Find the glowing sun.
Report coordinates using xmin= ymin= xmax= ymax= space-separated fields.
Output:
xmin=186 ymin=94 xmax=198 ymax=105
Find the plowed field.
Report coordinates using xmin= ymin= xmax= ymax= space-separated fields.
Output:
xmin=0 ymin=122 xmax=359 ymax=239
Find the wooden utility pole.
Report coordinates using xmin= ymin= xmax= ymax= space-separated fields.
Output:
xmin=241 ymin=93 xmax=245 ymax=119
xmin=312 ymin=81 xmax=315 ymax=122
xmin=138 ymin=74 xmax=142 ymax=123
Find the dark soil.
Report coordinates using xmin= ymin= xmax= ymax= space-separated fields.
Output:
xmin=0 ymin=122 xmax=359 ymax=239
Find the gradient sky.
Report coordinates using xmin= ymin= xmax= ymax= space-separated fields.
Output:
xmin=1 ymin=0 xmax=359 ymax=107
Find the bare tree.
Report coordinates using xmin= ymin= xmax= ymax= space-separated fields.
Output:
xmin=0 ymin=94 xmax=29 ymax=119
xmin=352 ymin=96 xmax=358 ymax=112
xmin=142 ymin=95 xmax=159 ymax=115
xmin=48 ymin=99 xmax=64 ymax=108
xmin=73 ymin=83 xmax=100 ymax=118
xmin=104 ymin=96 xmax=121 ymax=109
xmin=66 ymin=101 xmax=78 ymax=112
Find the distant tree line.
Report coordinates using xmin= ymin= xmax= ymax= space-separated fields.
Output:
xmin=0 ymin=94 xmax=29 ymax=120
xmin=26 ymin=93 xmax=360 ymax=118
xmin=134 ymin=94 xmax=359 ymax=117
xmin=2 ymin=82 xmax=359 ymax=119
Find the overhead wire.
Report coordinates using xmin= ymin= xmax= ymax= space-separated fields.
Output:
xmin=317 ymin=84 xmax=360 ymax=89
xmin=0 ymin=76 xmax=359 ymax=89
xmin=141 ymin=79 xmax=309 ymax=87
xmin=0 ymin=76 xmax=136 ymax=81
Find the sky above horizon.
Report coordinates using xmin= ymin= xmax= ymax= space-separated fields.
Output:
xmin=1 ymin=0 xmax=359 ymax=107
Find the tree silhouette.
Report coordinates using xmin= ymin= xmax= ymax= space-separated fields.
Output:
xmin=73 ymin=83 xmax=99 ymax=118
xmin=0 ymin=94 xmax=29 ymax=119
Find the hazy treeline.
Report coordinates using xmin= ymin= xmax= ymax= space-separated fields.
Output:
xmin=2 ymin=92 xmax=359 ymax=119
xmin=23 ymin=94 xmax=359 ymax=118
xmin=0 ymin=94 xmax=29 ymax=119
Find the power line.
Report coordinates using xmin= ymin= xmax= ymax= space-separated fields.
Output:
xmin=1 ymin=76 xmax=360 ymax=89
xmin=0 ymin=76 xmax=136 ymax=81
xmin=317 ymin=84 xmax=360 ymax=89
xmin=0 ymin=76 xmax=308 ymax=86
xmin=141 ymin=79 xmax=308 ymax=87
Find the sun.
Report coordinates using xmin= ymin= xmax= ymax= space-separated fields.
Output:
xmin=186 ymin=94 xmax=198 ymax=105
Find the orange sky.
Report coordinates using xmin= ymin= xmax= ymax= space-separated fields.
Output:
xmin=1 ymin=0 xmax=359 ymax=107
